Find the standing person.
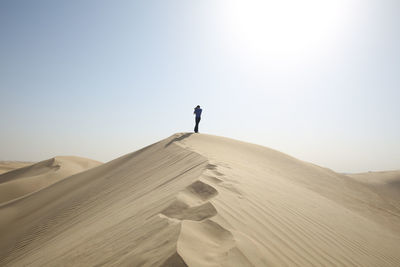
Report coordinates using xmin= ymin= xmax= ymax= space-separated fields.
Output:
xmin=193 ymin=105 xmax=202 ymax=133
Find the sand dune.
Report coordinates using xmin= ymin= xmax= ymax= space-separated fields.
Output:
xmin=0 ymin=133 xmax=399 ymax=266
xmin=0 ymin=161 xmax=34 ymax=175
xmin=0 ymin=156 xmax=102 ymax=204
xmin=347 ymin=170 xmax=400 ymax=211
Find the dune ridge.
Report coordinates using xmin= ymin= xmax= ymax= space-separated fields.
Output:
xmin=0 ymin=156 xmax=102 ymax=204
xmin=0 ymin=161 xmax=34 ymax=175
xmin=0 ymin=133 xmax=399 ymax=266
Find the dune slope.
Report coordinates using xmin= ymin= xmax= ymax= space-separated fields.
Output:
xmin=347 ymin=170 xmax=400 ymax=211
xmin=0 ymin=161 xmax=34 ymax=175
xmin=0 ymin=133 xmax=399 ymax=266
xmin=0 ymin=156 xmax=102 ymax=204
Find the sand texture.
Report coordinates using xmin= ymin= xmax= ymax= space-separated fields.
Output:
xmin=0 ymin=161 xmax=34 ymax=175
xmin=0 ymin=156 xmax=102 ymax=204
xmin=0 ymin=133 xmax=399 ymax=266
xmin=346 ymin=170 xmax=400 ymax=213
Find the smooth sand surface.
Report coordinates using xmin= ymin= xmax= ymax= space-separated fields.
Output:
xmin=0 ymin=133 xmax=399 ymax=266
xmin=0 ymin=161 xmax=34 ymax=175
xmin=346 ymin=170 xmax=400 ymax=212
xmin=0 ymin=156 xmax=102 ymax=204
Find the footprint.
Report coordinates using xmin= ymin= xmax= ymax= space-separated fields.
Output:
xmin=205 ymin=164 xmax=225 ymax=176
xmin=161 ymin=200 xmax=217 ymax=221
xmin=203 ymin=175 xmax=223 ymax=184
xmin=185 ymin=180 xmax=218 ymax=201
xmin=206 ymin=164 xmax=218 ymax=170
xmin=161 ymin=252 xmax=187 ymax=267
xmin=160 ymin=180 xmax=219 ymax=221
xmin=177 ymin=219 xmax=236 ymax=265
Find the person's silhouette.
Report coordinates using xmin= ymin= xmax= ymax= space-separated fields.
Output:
xmin=193 ymin=105 xmax=202 ymax=133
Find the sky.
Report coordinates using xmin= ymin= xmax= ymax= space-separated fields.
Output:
xmin=0 ymin=0 xmax=399 ymax=173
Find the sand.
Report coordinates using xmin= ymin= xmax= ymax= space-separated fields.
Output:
xmin=0 ymin=133 xmax=399 ymax=266
xmin=0 ymin=156 xmax=102 ymax=205
xmin=0 ymin=161 xmax=34 ymax=175
xmin=346 ymin=170 xmax=400 ymax=213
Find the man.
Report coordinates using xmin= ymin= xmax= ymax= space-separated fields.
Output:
xmin=193 ymin=105 xmax=202 ymax=133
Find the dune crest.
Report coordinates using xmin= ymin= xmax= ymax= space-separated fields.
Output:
xmin=0 ymin=161 xmax=34 ymax=175
xmin=0 ymin=133 xmax=399 ymax=266
xmin=0 ymin=156 xmax=102 ymax=204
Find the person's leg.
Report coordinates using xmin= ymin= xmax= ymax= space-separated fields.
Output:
xmin=197 ymin=117 xmax=201 ymax=132
xmin=194 ymin=117 xmax=200 ymax=133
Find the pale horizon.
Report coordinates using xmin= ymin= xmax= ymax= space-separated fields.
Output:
xmin=1 ymin=0 xmax=399 ymax=173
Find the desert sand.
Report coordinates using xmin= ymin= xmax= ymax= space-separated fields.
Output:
xmin=0 ymin=161 xmax=34 ymax=175
xmin=346 ymin=170 xmax=400 ymax=213
xmin=0 ymin=156 xmax=102 ymax=205
xmin=0 ymin=133 xmax=399 ymax=266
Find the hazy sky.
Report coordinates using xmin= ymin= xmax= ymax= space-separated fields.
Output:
xmin=1 ymin=0 xmax=399 ymax=173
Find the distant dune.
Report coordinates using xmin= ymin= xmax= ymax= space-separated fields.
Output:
xmin=0 ymin=133 xmax=399 ymax=266
xmin=0 ymin=161 xmax=34 ymax=175
xmin=0 ymin=156 xmax=102 ymax=204
xmin=346 ymin=170 xmax=400 ymax=211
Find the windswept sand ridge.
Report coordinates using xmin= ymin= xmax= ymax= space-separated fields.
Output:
xmin=0 ymin=156 xmax=102 ymax=204
xmin=0 ymin=133 xmax=399 ymax=266
xmin=174 ymin=134 xmax=400 ymax=266
xmin=0 ymin=161 xmax=34 ymax=175
xmin=0 ymin=137 xmax=209 ymax=266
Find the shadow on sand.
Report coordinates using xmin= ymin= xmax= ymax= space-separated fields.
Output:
xmin=165 ymin=133 xmax=194 ymax=147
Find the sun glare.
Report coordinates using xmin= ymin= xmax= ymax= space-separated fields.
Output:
xmin=222 ymin=0 xmax=353 ymax=61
